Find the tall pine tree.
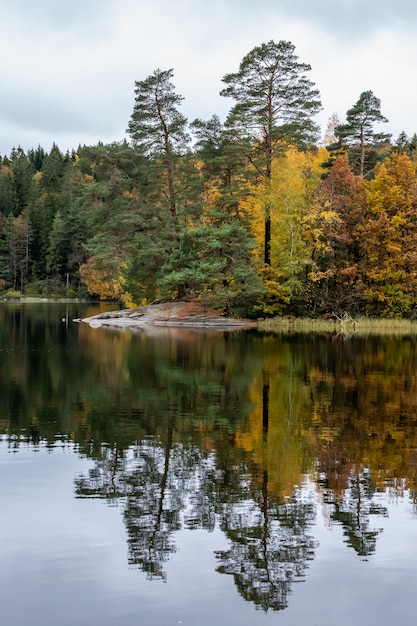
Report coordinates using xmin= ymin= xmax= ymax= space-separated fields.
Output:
xmin=334 ymin=91 xmax=391 ymax=177
xmin=220 ymin=40 xmax=322 ymax=265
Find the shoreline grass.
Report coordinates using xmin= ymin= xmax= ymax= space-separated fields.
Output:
xmin=3 ymin=295 xmax=417 ymax=336
xmin=258 ymin=316 xmax=417 ymax=336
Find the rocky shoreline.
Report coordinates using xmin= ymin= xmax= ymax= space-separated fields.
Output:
xmin=81 ymin=301 xmax=257 ymax=330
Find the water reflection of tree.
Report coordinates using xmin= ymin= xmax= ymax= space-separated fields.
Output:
xmin=215 ymin=467 xmax=317 ymax=611
xmin=75 ymin=419 xmax=218 ymax=581
xmin=319 ymin=468 xmax=387 ymax=558
xmin=76 ymin=437 xmax=317 ymax=607
xmin=123 ymin=426 xmax=181 ymax=580
xmin=72 ymin=331 xmax=319 ymax=606
xmin=71 ymin=329 xmax=264 ymax=581
xmin=8 ymin=309 xmax=417 ymax=607
xmin=212 ymin=345 xmax=317 ymax=612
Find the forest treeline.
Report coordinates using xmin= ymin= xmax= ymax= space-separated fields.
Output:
xmin=2 ymin=39 xmax=417 ymax=318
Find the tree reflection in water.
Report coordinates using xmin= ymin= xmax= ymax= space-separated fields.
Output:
xmin=75 ymin=435 xmax=393 ymax=611
xmin=75 ymin=440 xmax=318 ymax=609
xmin=4 ymin=305 xmax=417 ymax=612
xmin=70 ymin=325 xmax=415 ymax=611
xmin=215 ymin=470 xmax=317 ymax=611
xmin=76 ymin=434 xmax=218 ymax=581
xmin=320 ymin=468 xmax=387 ymax=558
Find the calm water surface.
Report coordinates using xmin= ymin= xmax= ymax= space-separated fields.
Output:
xmin=1 ymin=302 xmax=417 ymax=625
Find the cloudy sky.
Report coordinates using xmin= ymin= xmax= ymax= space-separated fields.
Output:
xmin=1 ymin=0 xmax=416 ymax=156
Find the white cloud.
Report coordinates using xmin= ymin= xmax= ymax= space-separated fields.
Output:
xmin=0 ymin=0 xmax=416 ymax=155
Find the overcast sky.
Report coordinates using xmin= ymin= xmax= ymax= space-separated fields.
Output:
xmin=1 ymin=0 xmax=416 ymax=156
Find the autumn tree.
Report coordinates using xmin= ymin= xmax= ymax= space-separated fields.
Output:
xmin=311 ymin=155 xmax=364 ymax=313
xmin=220 ymin=40 xmax=322 ymax=265
xmin=238 ymin=147 xmax=327 ymax=314
xmin=360 ymin=154 xmax=417 ymax=316
xmin=270 ymin=148 xmax=326 ymax=299
xmin=334 ymin=90 xmax=391 ymax=177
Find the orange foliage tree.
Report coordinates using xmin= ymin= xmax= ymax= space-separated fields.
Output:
xmin=360 ymin=154 xmax=417 ymax=315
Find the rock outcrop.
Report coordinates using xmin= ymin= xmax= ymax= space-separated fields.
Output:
xmin=82 ymin=301 xmax=257 ymax=330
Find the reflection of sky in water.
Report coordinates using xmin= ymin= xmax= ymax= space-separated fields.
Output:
xmin=295 ymin=499 xmax=417 ymax=626
xmin=1 ymin=441 xmax=417 ymax=626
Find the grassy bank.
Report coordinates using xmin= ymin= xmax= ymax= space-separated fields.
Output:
xmin=258 ymin=316 xmax=417 ymax=335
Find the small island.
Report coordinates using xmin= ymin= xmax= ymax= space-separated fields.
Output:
xmin=82 ymin=301 xmax=258 ymax=330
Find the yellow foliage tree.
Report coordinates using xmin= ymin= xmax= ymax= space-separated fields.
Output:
xmin=270 ymin=147 xmax=327 ymax=291
xmin=361 ymin=154 xmax=417 ymax=315
xmin=243 ymin=147 xmax=328 ymax=313
xmin=80 ymin=256 xmax=134 ymax=306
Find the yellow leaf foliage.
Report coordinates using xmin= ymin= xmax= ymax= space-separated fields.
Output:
xmin=80 ymin=257 xmax=124 ymax=301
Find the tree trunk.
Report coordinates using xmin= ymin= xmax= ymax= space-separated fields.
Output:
xmin=264 ymin=210 xmax=271 ymax=265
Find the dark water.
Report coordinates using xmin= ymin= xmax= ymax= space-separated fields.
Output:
xmin=1 ymin=302 xmax=417 ymax=626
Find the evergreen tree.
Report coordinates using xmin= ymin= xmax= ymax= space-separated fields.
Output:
xmin=393 ymin=131 xmax=417 ymax=159
xmin=10 ymin=147 xmax=35 ymax=214
xmin=27 ymin=145 xmax=47 ymax=172
xmin=40 ymin=144 xmax=66 ymax=191
xmin=220 ymin=40 xmax=322 ymax=265
xmin=77 ymin=142 xmax=148 ymax=303
xmin=4 ymin=213 xmax=31 ymax=291
xmin=0 ymin=213 xmax=9 ymax=289
xmin=158 ymin=218 xmax=264 ymax=315
xmin=334 ymin=90 xmax=391 ymax=177
xmin=0 ymin=163 xmax=17 ymax=215
xmin=28 ymin=190 xmax=64 ymax=278
xmin=191 ymin=114 xmax=253 ymax=222
xmin=46 ymin=155 xmax=86 ymax=287
xmin=127 ymin=68 xmax=190 ymax=233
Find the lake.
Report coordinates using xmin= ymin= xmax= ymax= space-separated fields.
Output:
xmin=1 ymin=302 xmax=417 ymax=626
